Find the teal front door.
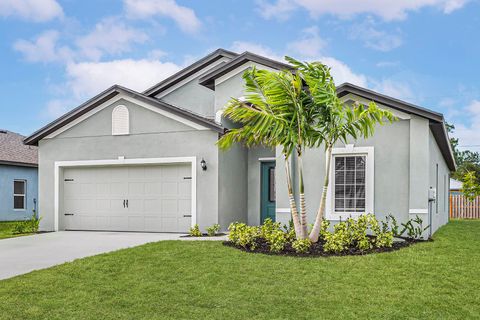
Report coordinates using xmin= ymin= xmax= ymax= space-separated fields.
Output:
xmin=260 ymin=161 xmax=276 ymax=223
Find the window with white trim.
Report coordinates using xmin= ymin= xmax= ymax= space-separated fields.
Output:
xmin=14 ymin=180 xmax=26 ymax=210
xmin=326 ymin=145 xmax=374 ymax=220
xmin=112 ymin=105 xmax=129 ymax=135
xmin=334 ymin=155 xmax=366 ymax=213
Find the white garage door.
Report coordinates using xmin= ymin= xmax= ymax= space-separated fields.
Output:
xmin=63 ymin=164 xmax=192 ymax=232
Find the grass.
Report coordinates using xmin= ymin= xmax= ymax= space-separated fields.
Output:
xmin=0 ymin=221 xmax=32 ymax=239
xmin=0 ymin=220 xmax=479 ymax=320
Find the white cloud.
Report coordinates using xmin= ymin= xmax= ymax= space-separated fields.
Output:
xmin=230 ymin=40 xmax=367 ymax=87
xmin=287 ymin=26 xmax=326 ymax=57
xmin=45 ymin=99 xmax=78 ymax=119
xmin=76 ymin=17 xmax=149 ymax=61
xmin=452 ymin=100 xmax=480 ymax=146
xmin=65 ymin=59 xmax=181 ymax=98
xmin=230 ymin=41 xmax=285 ymax=61
xmin=256 ymin=0 xmax=297 ymax=20
xmin=124 ymin=0 xmax=201 ymax=34
xmin=257 ymin=0 xmax=469 ymax=21
xmin=350 ymin=20 xmax=403 ymax=52
xmin=0 ymin=0 xmax=63 ymax=22
xmin=372 ymin=79 xmax=415 ymax=102
xmin=13 ymin=30 xmax=73 ymax=63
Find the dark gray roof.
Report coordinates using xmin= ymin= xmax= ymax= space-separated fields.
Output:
xmin=337 ymin=82 xmax=456 ymax=171
xmin=198 ymin=51 xmax=293 ymax=90
xmin=0 ymin=130 xmax=37 ymax=167
xmin=24 ymin=85 xmax=225 ymax=146
xmin=143 ymin=49 xmax=238 ymax=97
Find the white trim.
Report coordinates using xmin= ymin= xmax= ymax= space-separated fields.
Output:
xmin=13 ymin=179 xmax=27 ymax=211
xmin=112 ymin=105 xmax=130 ymax=136
xmin=154 ymin=58 xmax=230 ymax=98
xmin=45 ymin=94 xmax=209 ymax=139
xmin=258 ymin=157 xmax=276 ymax=162
xmin=53 ymin=156 xmax=197 ymax=231
xmin=215 ymin=61 xmax=276 ymax=86
xmin=409 ymin=208 xmax=428 ymax=214
xmin=325 ymin=145 xmax=375 ymax=220
xmin=276 ymin=208 xmax=290 ymax=213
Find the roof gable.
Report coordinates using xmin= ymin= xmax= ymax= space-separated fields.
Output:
xmin=24 ymin=85 xmax=224 ymax=146
xmin=198 ymin=52 xmax=293 ymax=90
xmin=143 ymin=49 xmax=238 ymax=97
xmin=337 ymin=82 xmax=455 ymax=171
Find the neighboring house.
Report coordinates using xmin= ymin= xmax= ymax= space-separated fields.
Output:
xmin=450 ymin=178 xmax=463 ymax=195
xmin=0 ymin=130 xmax=38 ymax=221
xmin=24 ymin=49 xmax=455 ymax=236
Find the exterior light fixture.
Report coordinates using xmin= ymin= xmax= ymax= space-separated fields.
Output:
xmin=200 ymin=158 xmax=207 ymax=171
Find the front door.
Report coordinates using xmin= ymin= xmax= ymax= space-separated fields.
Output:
xmin=260 ymin=161 xmax=276 ymax=223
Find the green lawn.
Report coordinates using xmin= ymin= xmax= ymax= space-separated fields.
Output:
xmin=0 ymin=221 xmax=32 ymax=240
xmin=0 ymin=220 xmax=479 ymax=320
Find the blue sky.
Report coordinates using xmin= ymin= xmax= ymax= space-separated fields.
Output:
xmin=0 ymin=0 xmax=479 ymax=150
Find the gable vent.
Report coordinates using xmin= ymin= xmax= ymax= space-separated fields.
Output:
xmin=112 ymin=105 xmax=130 ymax=136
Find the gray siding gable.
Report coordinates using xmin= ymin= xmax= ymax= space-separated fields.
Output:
xmin=56 ymin=99 xmax=195 ymax=139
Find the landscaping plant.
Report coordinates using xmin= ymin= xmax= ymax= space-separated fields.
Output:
xmin=189 ymin=224 xmax=202 ymax=237
xmin=207 ymin=224 xmax=221 ymax=236
xmin=218 ymin=57 xmax=395 ymax=242
xmin=12 ymin=212 xmax=41 ymax=235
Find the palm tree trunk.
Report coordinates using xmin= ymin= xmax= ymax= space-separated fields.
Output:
xmin=309 ymin=146 xmax=332 ymax=242
xmin=298 ymin=154 xmax=308 ymax=239
xmin=284 ymin=156 xmax=301 ymax=238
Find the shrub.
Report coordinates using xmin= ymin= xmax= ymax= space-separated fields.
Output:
xmin=283 ymin=220 xmax=296 ymax=242
xmin=400 ymin=215 xmax=429 ymax=240
xmin=189 ymin=224 xmax=202 ymax=237
xmin=12 ymin=212 xmax=41 ymax=235
xmin=260 ymin=218 xmax=282 ymax=239
xmin=292 ymin=238 xmax=312 ymax=253
xmin=207 ymin=224 xmax=221 ymax=236
xmin=228 ymin=222 xmax=259 ymax=250
xmin=322 ymin=214 xmax=395 ymax=253
xmin=265 ymin=229 xmax=287 ymax=253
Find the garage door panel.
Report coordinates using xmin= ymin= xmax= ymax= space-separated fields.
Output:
xmin=63 ymin=164 xmax=192 ymax=232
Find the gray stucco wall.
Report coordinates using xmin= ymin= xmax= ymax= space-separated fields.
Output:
xmin=156 ymin=57 xmax=231 ymax=119
xmin=218 ymin=143 xmax=248 ymax=229
xmin=429 ymin=129 xmax=450 ymax=234
xmin=38 ymin=98 xmax=219 ymax=231
xmin=0 ymin=165 xmax=38 ymax=221
xmin=293 ymin=119 xmax=411 ymax=225
xmin=214 ymin=71 xmax=245 ymax=115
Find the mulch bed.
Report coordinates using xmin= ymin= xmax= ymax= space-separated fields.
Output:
xmin=223 ymin=237 xmax=427 ymax=258
xmin=180 ymin=233 xmax=227 ymax=238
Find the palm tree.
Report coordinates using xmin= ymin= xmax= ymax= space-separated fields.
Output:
xmin=285 ymin=57 xmax=396 ymax=242
xmin=217 ymin=67 xmax=310 ymax=239
xmin=218 ymin=58 xmax=396 ymax=242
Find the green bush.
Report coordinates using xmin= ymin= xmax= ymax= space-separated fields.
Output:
xmin=12 ymin=212 xmax=41 ymax=235
xmin=189 ymin=224 xmax=202 ymax=237
xmin=322 ymin=214 xmax=394 ymax=253
xmin=265 ymin=229 xmax=287 ymax=253
xmin=260 ymin=218 xmax=282 ymax=239
xmin=399 ymin=215 xmax=429 ymax=240
xmin=207 ymin=224 xmax=221 ymax=236
xmin=292 ymin=238 xmax=312 ymax=253
xmin=228 ymin=222 xmax=259 ymax=250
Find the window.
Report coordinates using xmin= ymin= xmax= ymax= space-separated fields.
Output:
xmin=326 ymin=145 xmax=374 ymax=220
xmin=269 ymin=167 xmax=276 ymax=202
xmin=334 ymin=156 xmax=366 ymax=213
xmin=112 ymin=105 xmax=129 ymax=135
xmin=14 ymin=180 xmax=26 ymax=210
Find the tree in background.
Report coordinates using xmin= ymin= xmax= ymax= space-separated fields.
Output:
xmin=447 ymin=123 xmax=480 ymax=199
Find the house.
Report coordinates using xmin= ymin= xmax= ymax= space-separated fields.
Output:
xmin=0 ymin=130 xmax=38 ymax=221
xmin=450 ymin=178 xmax=462 ymax=195
xmin=24 ymin=49 xmax=455 ymax=236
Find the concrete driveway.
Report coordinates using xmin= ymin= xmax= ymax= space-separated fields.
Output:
xmin=0 ymin=231 xmax=226 ymax=280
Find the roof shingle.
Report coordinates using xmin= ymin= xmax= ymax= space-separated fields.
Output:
xmin=0 ymin=130 xmax=37 ymax=167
